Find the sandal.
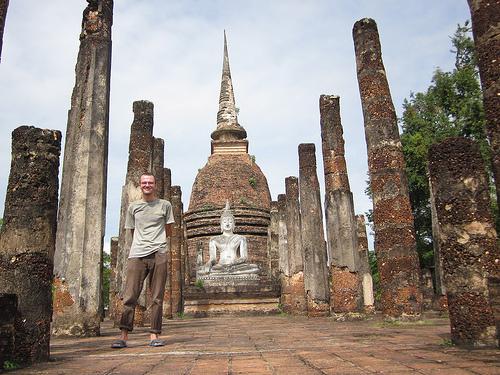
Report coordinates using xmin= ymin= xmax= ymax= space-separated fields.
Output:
xmin=111 ymin=339 xmax=127 ymax=349
xmin=149 ymin=339 xmax=166 ymax=347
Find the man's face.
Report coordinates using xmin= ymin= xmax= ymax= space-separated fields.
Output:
xmin=140 ymin=175 xmax=156 ymax=196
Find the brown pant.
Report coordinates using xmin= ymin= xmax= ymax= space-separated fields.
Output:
xmin=119 ymin=251 xmax=168 ymax=334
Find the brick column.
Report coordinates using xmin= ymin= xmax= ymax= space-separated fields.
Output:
xmin=53 ymin=0 xmax=113 ymax=336
xmin=429 ymin=137 xmax=499 ymax=347
xmin=353 ymin=18 xmax=422 ymax=318
xmin=0 ymin=126 xmax=61 ymax=363
xmin=320 ymin=94 xmax=363 ymax=314
xmin=298 ymin=143 xmax=330 ymax=316
xmin=467 ymin=0 xmax=500 ymax=206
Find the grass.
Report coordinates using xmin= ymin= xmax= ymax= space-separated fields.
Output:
xmin=440 ymin=338 xmax=454 ymax=347
xmin=3 ymin=361 xmax=20 ymax=371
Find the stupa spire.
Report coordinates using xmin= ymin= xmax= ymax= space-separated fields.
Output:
xmin=212 ymin=31 xmax=247 ymax=141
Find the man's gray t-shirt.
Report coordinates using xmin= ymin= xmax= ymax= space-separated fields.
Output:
xmin=125 ymin=199 xmax=175 ymax=258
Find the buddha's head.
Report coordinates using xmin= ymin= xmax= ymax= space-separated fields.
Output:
xmin=220 ymin=201 xmax=235 ymax=232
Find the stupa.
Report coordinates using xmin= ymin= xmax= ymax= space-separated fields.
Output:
xmin=183 ymin=32 xmax=278 ymax=315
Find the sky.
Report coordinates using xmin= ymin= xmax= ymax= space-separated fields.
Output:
xmin=0 ymin=1 xmax=471 ymax=252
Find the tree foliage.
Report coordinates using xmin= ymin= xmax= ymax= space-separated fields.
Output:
xmin=400 ymin=21 xmax=493 ymax=267
xmin=102 ymin=252 xmax=111 ymax=310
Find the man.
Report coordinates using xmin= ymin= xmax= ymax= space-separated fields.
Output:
xmin=111 ymin=173 xmax=174 ymax=348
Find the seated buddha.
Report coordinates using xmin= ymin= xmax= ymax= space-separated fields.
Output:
xmin=198 ymin=201 xmax=259 ymax=276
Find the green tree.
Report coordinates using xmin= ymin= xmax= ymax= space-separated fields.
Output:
xmin=102 ymin=252 xmax=111 ymax=311
xmin=400 ymin=21 xmax=493 ymax=267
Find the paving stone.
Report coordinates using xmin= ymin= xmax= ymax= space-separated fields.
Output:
xmin=8 ymin=315 xmax=500 ymax=374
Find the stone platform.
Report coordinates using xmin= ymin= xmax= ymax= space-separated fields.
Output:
xmin=8 ymin=313 xmax=500 ymax=375
xmin=183 ymin=283 xmax=280 ymax=317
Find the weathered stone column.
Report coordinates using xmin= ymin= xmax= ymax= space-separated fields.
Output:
xmin=153 ymin=138 xmax=165 ymax=199
xmin=112 ymin=100 xmax=154 ymax=327
xmin=285 ymin=177 xmax=307 ymax=315
xmin=108 ymin=236 xmax=118 ymax=320
xmin=320 ymin=94 xmax=363 ymax=314
xmin=0 ymin=126 xmax=61 ymax=363
xmin=355 ymin=215 xmax=375 ymax=312
xmin=0 ymin=294 xmax=16 ymax=366
xmin=298 ymin=143 xmax=330 ymax=316
xmin=429 ymin=137 xmax=499 ymax=347
xmin=467 ymin=0 xmax=500 ymax=206
xmin=52 ymin=0 xmax=113 ymax=336
xmin=429 ymin=179 xmax=445 ymax=295
xmin=353 ymin=18 xmax=422 ymax=318
xmin=277 ymin=194 xmax=291 ymax=312
xmin=171 ymin=186 xmax=183 ymax=316
xmin=0 ymin=0 xmax=9 ymax=62
xmin=163 ymin=168 xmax=173 ymax=318
xmin=267 ymin=201 xmax=280 ymax=281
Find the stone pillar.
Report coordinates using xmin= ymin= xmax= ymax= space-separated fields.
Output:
xmin=429 ymin=137 xmax=499 ymax=347
xmin=429 ymin=178 xmax=445 ymax=296
xmin=0 ymin=126 xmax=61 ymax=363
xmin=277 ymin=194 xmax=291 ymax=312
xmin=0 ymin=294 xmax=16 ymax=367
xmin=112 ymin=100 xmax=154 ymax=326
xmin=0 ymin=0 xmax=9 ymax=62
xmin=171 ymin=186 xmax=183 ymax=316
xmin=355 ymin=215 xmax=375 ymax=312
xmin=467 ymin=0 xmax=500 ymax=206
xmin=108 ymin=236 xmax=118 ymax=321
xmin=353 ymin=18 xmax=422 ymax=318
xmin=163 ymin=168 xmax=173 ymax=318
xmin=153 ymin=138 xmax=165 ymax=199
xmin=319 ymin=94 xmax=363 ymax=314
xmin=285 ymin=177 xmax=307 ymax=315
xmin=298 ymin=143 xmax=330 ymax=316
xmin=267 ymin=201 xmax=280 ymax=281
xmin=52 ymin=0 xmax=113 ymax=336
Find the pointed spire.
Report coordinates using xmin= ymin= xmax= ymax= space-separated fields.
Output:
xmin=212 ymin=31 xmax=247 ymax=141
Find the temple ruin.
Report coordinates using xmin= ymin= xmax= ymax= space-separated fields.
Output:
xmin=3 ymin=3 xmax=500 ymax=367
xmin=183 ymin=32 xmax=278 ymax=316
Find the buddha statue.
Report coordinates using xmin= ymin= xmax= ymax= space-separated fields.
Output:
xmin=198 ymin=202 xmax=259 ymax=277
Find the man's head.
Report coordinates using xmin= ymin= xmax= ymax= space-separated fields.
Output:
xmin=140 ymin=173 xmax=156 ymax=199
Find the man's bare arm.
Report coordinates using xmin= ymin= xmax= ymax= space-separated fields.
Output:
xmin=165 ymin=223 xmax=173 ymax=238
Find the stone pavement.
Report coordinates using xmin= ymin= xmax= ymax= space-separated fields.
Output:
xmin=10 ymin=314 xmax=500 ymax=374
